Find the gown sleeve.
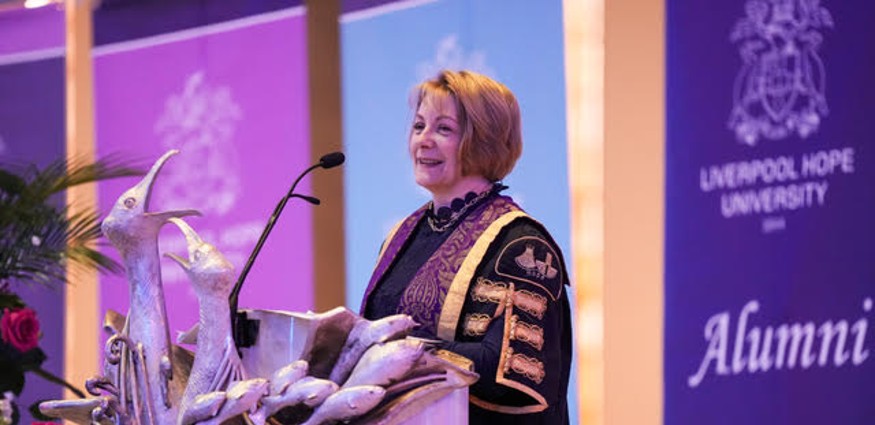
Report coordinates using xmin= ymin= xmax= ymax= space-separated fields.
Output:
xmin=439 ymin=218 xmax=572 ymax=418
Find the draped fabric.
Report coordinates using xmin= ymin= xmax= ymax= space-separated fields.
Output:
xmin=363 ymin=195 xmax=572 ymax=423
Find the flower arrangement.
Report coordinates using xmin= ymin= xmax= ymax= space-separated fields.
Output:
xmin=0 ymin=295 xmax=59 ymax=425
xmin=0 ymin=156 xmax=143 ymax=424
xmin=1 ymin=306 xmax=39 ymax=353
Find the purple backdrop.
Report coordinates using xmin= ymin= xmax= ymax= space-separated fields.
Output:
xmin=94 ymin=0 xmax=303 ymax=45
xmin=0 ymin=58 xmax=66 ymax=424
xmin=0 ymin=7 xmax=65 ymax=424
xmin=95 ymin=7 xmax=313 ymax=346
xmin=0 ymin=8 xmax=63 ymax=56
xmin=666 ymin=1 xmax=875 ymax=423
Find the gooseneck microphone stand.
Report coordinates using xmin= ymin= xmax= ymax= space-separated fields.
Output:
xmin=229 ymin=152 xmax=345 ymax=353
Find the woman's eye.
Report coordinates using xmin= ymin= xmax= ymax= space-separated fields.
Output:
xmin=438 ymin=125 xmax=453 ymax=133
xmin=413 ymin=122 xmax=425 ymax=132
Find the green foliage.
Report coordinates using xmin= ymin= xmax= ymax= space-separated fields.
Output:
xmin=0 ymin=155 xmax=144 ymax=287
xmin=0 ymin=155 xmax=144 ymax=424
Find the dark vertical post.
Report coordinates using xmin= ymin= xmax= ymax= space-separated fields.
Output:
xmin=306 ymin=0 xmax=347 ymax=311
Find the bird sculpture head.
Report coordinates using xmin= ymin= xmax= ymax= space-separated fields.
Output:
xmin=101 ymin=149 xmax=200 ymax=257
xmin=166 ymin=217 xmax=236 ymax=299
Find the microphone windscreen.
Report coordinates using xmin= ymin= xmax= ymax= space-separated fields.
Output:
xmin=320 ymin=152 xmax=345 ymax=169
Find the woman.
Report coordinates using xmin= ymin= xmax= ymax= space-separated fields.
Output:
xmin=360 ymin=70 xmax=571 ymax=424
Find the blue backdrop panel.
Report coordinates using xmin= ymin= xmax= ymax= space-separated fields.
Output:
xmin=666 ymin=1 xmax=875 ymax=423
xmin=341 ymin=0 xmax=569 ymax=310
xmin=340 ymin=0 xmax=574 ymax=419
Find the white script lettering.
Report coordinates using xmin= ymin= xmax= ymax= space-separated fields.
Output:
xmin=687 ymin=298 xmax=871 ymax=388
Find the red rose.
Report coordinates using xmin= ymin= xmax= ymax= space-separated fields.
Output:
xmin=1 ymin=307 xmax=40 ymax=352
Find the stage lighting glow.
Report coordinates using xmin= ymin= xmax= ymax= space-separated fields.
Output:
xmin=24 ymin=0 xmax=53 ymax=9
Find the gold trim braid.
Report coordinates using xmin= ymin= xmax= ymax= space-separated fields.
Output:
xmin=436 ymin=210 xmax=528 ymax=340
xmin=470 ymin=394 xmax=549 ymax=415
xmin=512 ymin=316 xmax=545 ymax=351
xmin=471 ymin=277 xmax=510 ymax=304
xmin=463 ymin=313 xmax=493 ymax=336
xmin=480 ymin=281 xmax=549 ymax=414
xmin=512 ymin=289 xmax=548 ymax=319
xmin=377 ymin=219 xmax=405 ymax=259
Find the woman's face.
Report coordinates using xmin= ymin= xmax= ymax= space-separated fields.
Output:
xmin=409 ymin=95 xmax=464 ymax=198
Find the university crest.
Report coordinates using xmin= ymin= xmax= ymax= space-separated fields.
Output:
xmin=728 ymin=0 xmax=833 ymax=146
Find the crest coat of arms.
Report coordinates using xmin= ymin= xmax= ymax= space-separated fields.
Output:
xmin=729 ymin=0 xmax=834 ymax=145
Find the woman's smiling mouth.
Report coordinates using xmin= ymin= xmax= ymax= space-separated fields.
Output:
xmin=418 ymin=158 xmax=443 ymax=166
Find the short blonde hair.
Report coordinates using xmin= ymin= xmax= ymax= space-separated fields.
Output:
xmin=411 ymin=70 xmax=522 ymax=182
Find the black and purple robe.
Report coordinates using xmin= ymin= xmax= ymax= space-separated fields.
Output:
xmin=361 ymin=192 xmax=572 ymax=424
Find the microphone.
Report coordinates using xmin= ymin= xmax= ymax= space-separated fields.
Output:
xmin=229 ymin=151 xmax=345 ymax=351
xmin=320 ymin=152 xmax=345 ymax=169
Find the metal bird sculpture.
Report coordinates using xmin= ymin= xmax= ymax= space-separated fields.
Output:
xmin=165 ymin=217 xmax=248 ymax=424
xmin=41 ymin=149 xmax=478 ymax=425
xmin=100 ymin=149 xmax=200 ymax=424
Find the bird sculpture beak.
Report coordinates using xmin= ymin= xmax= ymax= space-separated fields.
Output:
xmin=165 ymin=217 xmax=204 ymax=270
xmin=144 ymin=209 xmax=201 ymax=223
xmin=135 ymin=149 xmax=201 ymax=223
